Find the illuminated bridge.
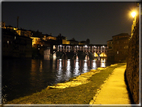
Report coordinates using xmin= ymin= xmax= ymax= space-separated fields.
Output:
xmin=44 ymin=44 xmax=107 ymax=59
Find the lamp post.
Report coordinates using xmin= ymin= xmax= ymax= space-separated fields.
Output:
xmin=131 ymin=11 xmax=137 ymax=37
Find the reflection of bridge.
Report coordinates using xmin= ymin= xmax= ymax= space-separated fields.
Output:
xmin=51 ymin=44 xmax=107 ymax=59
xmin=56 ymin=58 xmax=107 ymax=81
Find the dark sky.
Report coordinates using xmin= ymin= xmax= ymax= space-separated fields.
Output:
xmin=2 ymin=2 xmax=138 ymax=44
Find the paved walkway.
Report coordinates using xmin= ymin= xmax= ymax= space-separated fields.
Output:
xmin=90 ymin=65 xmax=131 ymax=105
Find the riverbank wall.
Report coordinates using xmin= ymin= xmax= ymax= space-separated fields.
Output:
xmin=125 ymin=14 xmax=139 ymax=104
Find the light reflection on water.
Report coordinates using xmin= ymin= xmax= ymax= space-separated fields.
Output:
xmin=101 ymin=58 xmax=106 ymax=67
xmin=74 ymin=59 xmax=80 ymax=76
xmin=57 ymin=59 xmax=62 ymax=81
xmin=66 ymin=59 xmax=71 ymax=78
xmin=2 ymin=57 xmax=107 ymax=102
xmin=92 ymin=59 xmax=97 ymax=70
xmin=55 ymin=58 xmax=106 ymax=82
xmin=83 ymin=60 xmax=88 ymax=73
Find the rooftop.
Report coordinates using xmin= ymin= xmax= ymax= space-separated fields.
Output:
xmin=112 ymin=33 xmax=130 ymax=37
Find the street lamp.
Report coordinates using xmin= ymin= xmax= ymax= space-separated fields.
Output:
xmin=131 ymin=11 xmax=136 ymax=18
xmin=130 ymin=10 xmax=138 ymax=37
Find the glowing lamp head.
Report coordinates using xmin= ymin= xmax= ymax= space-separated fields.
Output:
xmin=131 ymin=11 xmax=136 ymax=18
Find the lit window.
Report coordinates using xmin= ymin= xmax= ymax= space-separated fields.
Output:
xmin=7 ymin=41 xmax=9 ymax=44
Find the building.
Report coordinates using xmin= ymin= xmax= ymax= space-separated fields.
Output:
xmin=56 ymin=33 xmax=67 ymax=45
xmin=2 ymin=28 xmax=32 ymax=58
xmin=62 ymin=39 xmax=70 ymax=45
xmin=21 ymin=29 xmax=33 ymax=37
xmin=1 ymin=23 xmax=33 ymax=37
xmin=107 ymin=33 xmax=130 ymax=62
xmin=0 ymin=22 xmax=6 ymax=29
xmin=6 ymin=26 xmax=18 ymax=31
xmin=107 ymin=39 xmax=114 ymax=62
xmin=42 ymin=34 xmax=56 ymax=41
xmin=16 ymin=29 xmax=22 ymax=36
xmin=46 ymin=35 xmax=56 ymax=41
xmin=30 ymin=37 xmax=41 ymax=47
xmin=112 ymin=33 xmax=130 ymax=62
xmin=79 ymin=41 xmax=86 ymax=45
xmin=68 ymin=38 xmax=79 ymax=45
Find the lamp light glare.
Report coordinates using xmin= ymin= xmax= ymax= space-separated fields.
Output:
xmin=131 ymin=11 xmax=136 ymax=18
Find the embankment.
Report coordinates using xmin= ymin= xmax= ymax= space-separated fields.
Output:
xmin=6 ymin=63 xmax=125 ymax=104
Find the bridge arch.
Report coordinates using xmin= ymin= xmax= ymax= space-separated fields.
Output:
xmin=100 ymin=52 xmax=107 ymax=57
xmin=93 ymin=52 xmax=98 ymax=57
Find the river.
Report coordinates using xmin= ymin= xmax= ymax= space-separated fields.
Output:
xmin=2 ymin=57 xmax=109 ymax=102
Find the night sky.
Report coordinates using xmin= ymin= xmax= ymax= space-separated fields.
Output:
xmin=2 ymin=2 xmax=138 ymax=44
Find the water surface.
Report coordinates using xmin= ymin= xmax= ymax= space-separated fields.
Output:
xmin=2 ymin=58 xmax=108 ymax=102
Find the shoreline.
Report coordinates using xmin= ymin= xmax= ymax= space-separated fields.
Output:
xmin=47 ymin=64 xmax=114 ymax=89
xmin=5 ymin=63 xmax=126 ymax=104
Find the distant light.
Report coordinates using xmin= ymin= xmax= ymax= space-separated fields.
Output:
xmin=7 ymin=41 xmax=9 ymax=44
xmin=131 ymin=11 xmax=136 ymax=18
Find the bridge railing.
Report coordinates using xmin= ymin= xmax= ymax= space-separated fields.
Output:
xmin=55 ymin=45 xmax=107 ymax=53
